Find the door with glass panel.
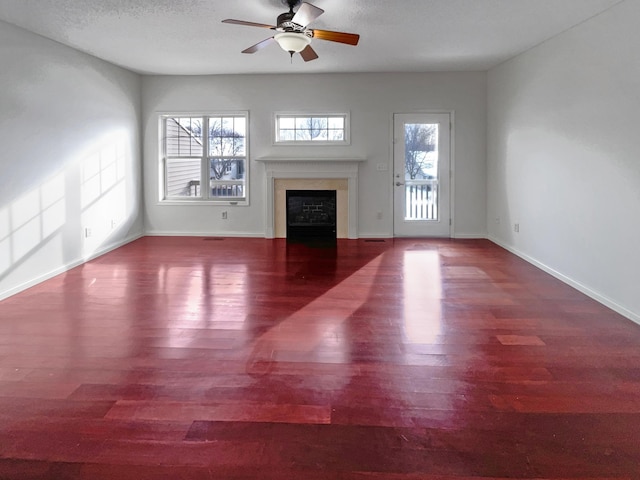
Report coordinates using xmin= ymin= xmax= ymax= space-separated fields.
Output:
xmin=393 ymin=113 xmax=451 ymax=237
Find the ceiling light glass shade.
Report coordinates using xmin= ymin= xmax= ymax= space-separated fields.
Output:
xmin=274 ymin=32 xmax=311 ymax=53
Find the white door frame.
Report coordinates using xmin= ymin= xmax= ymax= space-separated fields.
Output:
xmin=392 ymin=111 xmax=454 ymax=237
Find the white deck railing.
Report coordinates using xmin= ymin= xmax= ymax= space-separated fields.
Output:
xmin=210 ymin=181 xmax=244 ymax=198
xmin=404 ymin=180 xmax=438 ymax=220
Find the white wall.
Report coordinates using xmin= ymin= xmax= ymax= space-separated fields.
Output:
xmin=487 ymin=0 xmax=640 ymax=322
xmin=0 ymin=21 xmax=143 ymax=299
xmin=142 ymin=72 xmax=487 ymax=238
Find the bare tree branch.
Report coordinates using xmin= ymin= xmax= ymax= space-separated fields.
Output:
xmin=404 ymin=124 xmax=436 ymax=179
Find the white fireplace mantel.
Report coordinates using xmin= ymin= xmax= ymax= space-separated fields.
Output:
xmin=256 ymin=157 xmax=366 ymax=164
xmin=256 ymin=157 xmax=366 ymax=239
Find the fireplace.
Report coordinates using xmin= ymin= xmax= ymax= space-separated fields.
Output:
xmin=286 ymin=190 xmax=337 ymax=240
xmin=256 ymin=157 xmax=365 ymax=239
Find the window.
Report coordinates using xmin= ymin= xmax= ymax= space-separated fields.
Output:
xmin=161 ymin=113 xmax=248 ymax=204
xmin=274 ymin=113 xmax=349 ymax=144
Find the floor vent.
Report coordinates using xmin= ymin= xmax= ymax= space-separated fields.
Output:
xmin=364 ymin=239 xmax=386 ymax=243
xmin=203 ymin=237 xmax=225 ymax=241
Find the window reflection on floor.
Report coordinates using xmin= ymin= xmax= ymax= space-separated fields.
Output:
xmin=403 ymin=250 xmax=442 ymax=344
xmin=247 ymin=253 xmax=384 ymax=371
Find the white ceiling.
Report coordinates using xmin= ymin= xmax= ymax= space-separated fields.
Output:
xmin=0 ymin=0 xmax=624 ymax=75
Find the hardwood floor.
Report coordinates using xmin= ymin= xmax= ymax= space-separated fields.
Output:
xmin=0 ymin=237 xmax=639 ymax=479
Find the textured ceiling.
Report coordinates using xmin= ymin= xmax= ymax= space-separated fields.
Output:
xmin=0 ymin=0 xmax=624 ymax=75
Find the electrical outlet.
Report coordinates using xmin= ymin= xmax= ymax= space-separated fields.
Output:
xmin=111 ymin=219 xmax=117 ymax=229
xmin=376 ymin=211 xmax=383 ymax=220
xmin=222 ymin=211 xmax=228 ymax=220
xmin=495 ymin=217 xmax=501 ymax=225
xmin=514 ymin=223 xmax=520 ymax=233
xmin=84 ymin=227 xmax=92 ymax=238
xmin=376 ymin=163 xmax=388 ymax=171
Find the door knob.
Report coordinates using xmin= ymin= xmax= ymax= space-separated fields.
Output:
xmin=395 ymin=181 xmax=405 ymax=186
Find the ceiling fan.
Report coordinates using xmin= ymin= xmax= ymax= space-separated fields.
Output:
xmin=222 ymin=0 xmax=360 ymax=62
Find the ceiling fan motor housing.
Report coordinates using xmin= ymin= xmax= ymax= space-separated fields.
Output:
xmin=277 ymin=11 xmax=304 ymax=32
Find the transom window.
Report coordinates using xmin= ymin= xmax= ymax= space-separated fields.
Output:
xmin=161 ymin=114 xmax=248 ymax=204
xmin=274 ymin=113 xmax=349 ymax=144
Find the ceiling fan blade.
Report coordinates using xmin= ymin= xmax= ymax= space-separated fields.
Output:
xmin=311 ymin=29 xmax=360 ymax=46
xmin=292 ymin=2 xmax=324 ymax=27
xmin=242 ymin=37 xmax=276 ymax=54
xmin=300 ymin=45 xmax=319 ymax=62
xmin=222 ymin=19 xmax=276 ymax=29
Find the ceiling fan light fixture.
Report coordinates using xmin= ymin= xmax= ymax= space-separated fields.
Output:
xmin=274 ymin=31 xmax=311 ymax=53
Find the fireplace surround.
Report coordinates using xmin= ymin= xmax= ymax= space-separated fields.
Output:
xmin=257 ymin=157 xmax=365 ymax=239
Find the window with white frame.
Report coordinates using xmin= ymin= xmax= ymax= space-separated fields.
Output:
xmin=161 ymin=114 xmax=248 ymax=203
xmin=274 ymin=113 xmax=349 ymax=144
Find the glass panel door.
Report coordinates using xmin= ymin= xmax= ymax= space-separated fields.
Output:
xmin=393 ymin=113 xmax=451 ymax=237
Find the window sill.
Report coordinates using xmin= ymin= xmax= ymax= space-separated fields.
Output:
xmin=159 ymin=199 xmax=249 ymax=206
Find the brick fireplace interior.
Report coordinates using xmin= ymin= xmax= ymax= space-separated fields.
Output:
xmin=286 ymin=189 xmax=337 ymax=241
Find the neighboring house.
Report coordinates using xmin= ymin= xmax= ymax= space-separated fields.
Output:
xmin=165 ymin=118 xmax=202 ymax=197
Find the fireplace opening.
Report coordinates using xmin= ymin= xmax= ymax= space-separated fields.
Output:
xmin=286 ymin=190 xmax=337 ymax=241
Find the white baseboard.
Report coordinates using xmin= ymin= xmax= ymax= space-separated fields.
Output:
xmin=0 ymin=232 xmax=143 ymax=302
xmin=453 ymin=233 xmax=487 ymax=239
xmin=358 ymin=233 xmax=486 ymax=239
xmin=489 ymin=235 xmax=640 ymax=326
xmin=144 ymin=230 xmax=265 ymax=238
xmin=358 ymin=233 xmax=392 ymax=239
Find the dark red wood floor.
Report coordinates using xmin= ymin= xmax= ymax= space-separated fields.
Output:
xmin=0 ymin=237 xmax=639 ymax=479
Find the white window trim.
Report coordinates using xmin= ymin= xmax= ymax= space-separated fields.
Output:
xmin=273 ymin=112 xmax=350 ymax=146
xmin=159 ymin=112 xmax=250 ymax=206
